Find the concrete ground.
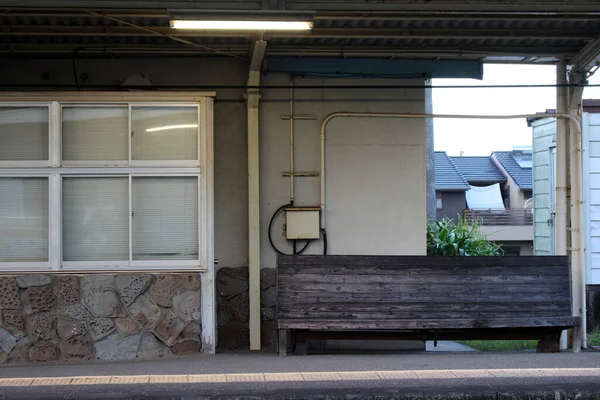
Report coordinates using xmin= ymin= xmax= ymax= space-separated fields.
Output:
xmin=1 ymin=350 xmax=600 ymax=399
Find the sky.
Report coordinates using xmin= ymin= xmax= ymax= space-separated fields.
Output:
xmin=432 ymin=64 xmax=600 ymax=156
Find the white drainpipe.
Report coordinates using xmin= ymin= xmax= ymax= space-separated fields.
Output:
xmin=568 ymin=77 xmax=586 ymax=350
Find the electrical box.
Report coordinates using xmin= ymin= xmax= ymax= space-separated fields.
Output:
xmin=285 ymin=207 xmax=320 ymax=240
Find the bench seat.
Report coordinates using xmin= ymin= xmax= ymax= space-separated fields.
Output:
xmin=276 ymin=255 xmax=581 ymax=355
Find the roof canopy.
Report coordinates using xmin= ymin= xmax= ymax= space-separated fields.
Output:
xmin=2 ymin=0 xmax=600 ymax=72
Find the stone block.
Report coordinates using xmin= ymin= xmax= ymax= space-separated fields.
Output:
xmin=149 ymin=275 xmax=180 ymax=307
xmin=172 ymin=340 xmax=201 ymax=356
xmin=116 ymin=274 xmax=153 ymax=306
xmin=55 ymin=276 xmax=79 ymax=306
xmin=94 ymin=333 xmax=140 ymax=361
xmin=172 ymin=291 xmax=200 ymax=323
xmin=56 ymin=316 xmax=87 ymax=341
xmin=60 ymin=304 xmax=91 ymax=320
xmin=0 ymin=327 xmax=17 ymax=353
xmin=23 ymin=286 xmax=56 ymax=314
xmin=153 ymin=310 xmax=185 ymax=347
xmin=3 ymin=310 xmax=27 ymax=332
xmin=88 ymin=318 xmax=116 ymax=341
xmin=217 ymin=302 xmax=230 ymax=327
xmin=7 ymin=338 xmax=31 ymax=364
xmin=261 ymin=286 xmax=276 ymax=308
xmin=175 ymin=274 xmax=201 ymax=292
xmin=128 ymin=295 xmax=161 ymax=330
xmin=260 ymin=268 xmax=276 ymax=289
xmin=0 ymin=277 xmax=22 ymax=310
xmin=179 ymin=321 xmax=201 ymax=342
xmin=82 ymin=289 xmax=123 ymax=318
xmin=137 ymin=332 xmax=173 ymax=359
xmin=16 ymin=275 xmax=52 ymax=288
xmin=30 ymin=341 xmax=59 ymax=362
xmin=225 ymin=292 xmax=249 ymax=323
xmin=81 ymin=275 xmax=115 ymax=292
xmin=261 ymin=306 xmax=276 ymax=322
xmin=261 ymin=320 xmax=278 ymax=350
xmin=59 ymin=335 xmax=93 ymax=362
xmin=0 ymin=350 xmax=6 ymax=364
xmin=29 ymin=313 xmax=55 ymax=341
xmin=217 ymin=267 xmax=248 ymax=299
xmin=115 ymin=317 xmax=139 ymax=337
xmin=217 ymin=322 xmax=249 ymax=350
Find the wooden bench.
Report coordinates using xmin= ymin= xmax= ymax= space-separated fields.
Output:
xmin=277 ymin=255 xmax=581 ymax=355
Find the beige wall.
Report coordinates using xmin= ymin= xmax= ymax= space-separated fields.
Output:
xmin=260 ymin=75 xmax=427 ymax=266
xmin=0 ymin=59 xmax=427 ymax=271
xmin=494 ymin=159 xmax=527 ymax=209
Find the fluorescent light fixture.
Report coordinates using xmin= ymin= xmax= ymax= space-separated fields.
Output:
xmin=171 ymin=20 xmax=312 ymax=31
xmin=146 ymin=124 xmax=198 ymax=132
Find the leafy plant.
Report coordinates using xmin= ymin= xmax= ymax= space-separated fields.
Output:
xmin=427 ymin=216 xmax=504 ymax=256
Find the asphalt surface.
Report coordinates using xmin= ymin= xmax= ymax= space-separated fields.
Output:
xmin=1 ymin=351 xmax=599 ymax=399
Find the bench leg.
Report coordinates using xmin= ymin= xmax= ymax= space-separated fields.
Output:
xmin=537 ymin=332 xmax=561 ymax=353
xmin=278 ymin=329 xmax=289 ymax=357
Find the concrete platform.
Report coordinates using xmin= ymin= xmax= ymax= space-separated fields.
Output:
xmin=1 ymin=351 xmax=599 ymax=399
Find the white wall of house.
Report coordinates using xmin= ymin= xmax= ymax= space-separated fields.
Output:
xmin=531 ymin=117 xmax=556 ymax=256
xmin=583 ymin=112 xmax=600 ymax=284
xmin=0 ymin=58 xmax=427 ymax=273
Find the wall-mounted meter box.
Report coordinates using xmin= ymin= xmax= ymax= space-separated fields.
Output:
xmin=285 ymin=207 xmax=321 ymax=240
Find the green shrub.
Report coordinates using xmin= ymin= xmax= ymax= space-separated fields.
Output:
xmin=427 ymin=216 xmax=504 ymax=256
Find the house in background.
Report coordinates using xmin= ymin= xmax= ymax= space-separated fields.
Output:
xmin=529 ymin=101 xmax=600 ymax=330
xmin=435 ymin=150 xmax=534 ymax=256
xmin=434 ymin=152 xmax=470 ymax=221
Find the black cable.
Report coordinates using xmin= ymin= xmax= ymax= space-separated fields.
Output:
xmin=268 ymin=203 xmax=313 ymax=256
xmin=0 ymin=83 xmax=598 ymax=90
xmin=297 ymin=240 xmax=310 ymax=255
xmin=321 ymin=229 xmax=328 ymax=256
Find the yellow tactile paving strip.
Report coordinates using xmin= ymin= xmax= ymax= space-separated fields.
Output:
xmin=0 ymin=368 xmax=598 ymax=387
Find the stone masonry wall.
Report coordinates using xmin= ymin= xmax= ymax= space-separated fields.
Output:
xmin=0 ymin=273 xmax=202 ymax=364
xmin=216 ymin=267 xmax=276 ymax=351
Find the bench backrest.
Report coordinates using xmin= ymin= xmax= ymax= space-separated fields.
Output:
xmin=277 ymin=255 xmax=573 ymax=330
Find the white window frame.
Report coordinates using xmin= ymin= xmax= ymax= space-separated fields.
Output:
xmin=0 ymin=102 xmax=53 ymax=168
xmin=0 ymin=93 xmax=214 ymax=273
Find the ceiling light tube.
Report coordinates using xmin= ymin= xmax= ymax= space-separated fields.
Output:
xmin=171 ymin=20 xmax=312 ymax=31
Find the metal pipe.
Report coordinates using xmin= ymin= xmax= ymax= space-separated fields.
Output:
xmin=556 ymin=61 xmax=569 ymax=350
xmin=319 ymin=111 xmax=580 ymax=230
xmin=568 ymin=80 xmax=587 ymax=349
xmin=289 ymin=77 xmax=295 ymax=204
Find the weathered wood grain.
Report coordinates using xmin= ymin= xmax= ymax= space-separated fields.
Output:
xmin=275 ymin=255 xmax=579 ymax=355
xmin=278 ymin=317 xmax=581 ymax=330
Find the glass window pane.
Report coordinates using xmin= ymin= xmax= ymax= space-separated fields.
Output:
xmin=0 ymin=178 xmax=48 ymax=261
xmin=132 ymin=177 xmax=198 ymax=260
xmin=63 ymin=177 xmax=129 ymax=261
xmin=62 ymin=106 xmax=128 ymax=161
xmin=132 ymin=107 xmax=198 ymax=160
xmin=0 ymin=107 xmax=49 ymax=161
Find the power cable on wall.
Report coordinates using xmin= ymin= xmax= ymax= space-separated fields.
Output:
xmin=0 ymin=83 xmax=599 ymax=90
xmin=268 ymin=203 xmax=311 ymax=256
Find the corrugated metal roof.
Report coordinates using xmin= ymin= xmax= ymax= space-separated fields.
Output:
xmin=434 ymin=152 xmax=470 ymax=191
xmin=450 ymin=156 xmax=507 ymax=185
xmin=492 ymin=151 xmax=533 ymax=190
xmin=1 ymin=8 xmax=599 ymax=61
